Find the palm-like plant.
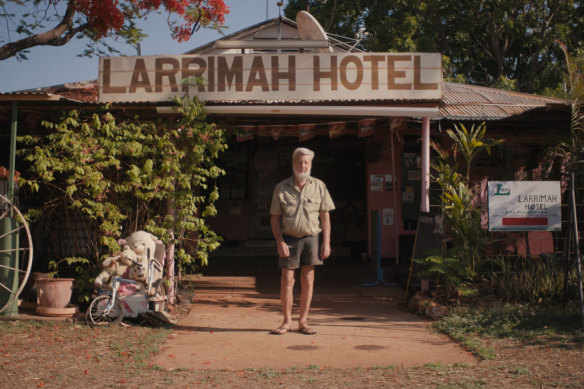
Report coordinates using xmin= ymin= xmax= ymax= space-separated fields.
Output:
xmin=419 ymin=122 xmax=504 ymax=299
xmin=445 ymin=122 xmax=504 ymax=184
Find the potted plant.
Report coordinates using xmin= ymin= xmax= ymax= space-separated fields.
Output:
xmin=35 ymin=256 xmax=89 ymax=317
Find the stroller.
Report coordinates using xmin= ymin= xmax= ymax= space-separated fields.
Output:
xmin=86 ymin=244 xmax=171 ymax=326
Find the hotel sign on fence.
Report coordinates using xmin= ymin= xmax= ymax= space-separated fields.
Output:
xmin=98 ymin=53 xmax=442 ymax=103
xmin=488 ymin=181 xmax=562 ymax=231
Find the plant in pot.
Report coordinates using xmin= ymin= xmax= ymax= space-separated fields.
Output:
xmin=35 ymin=256 xmax=89 ymax=317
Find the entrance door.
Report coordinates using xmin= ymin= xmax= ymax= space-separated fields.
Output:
xmin=250 ymin=150 xmax=281 ymax=239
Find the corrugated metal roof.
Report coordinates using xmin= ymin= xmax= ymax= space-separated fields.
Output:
xmin=0 ymin=80 xmax=98 ymax=103
xmin=438 ymin=82 xmax=568 ymax=120
xmin=1 ymin=80 xmax=569 ymax=121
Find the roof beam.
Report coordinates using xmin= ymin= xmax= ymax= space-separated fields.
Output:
xmin=157 ymin=105 xmax=440 ymax=118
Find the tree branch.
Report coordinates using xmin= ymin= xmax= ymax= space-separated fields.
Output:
xmin=0 ymin=0 xmax=87 ymax=60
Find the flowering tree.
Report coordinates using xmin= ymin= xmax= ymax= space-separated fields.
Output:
xmin=18 ymin=96 xmax=228 ymax=305
xmin=0 ymin=0 xmax=229 ymax=60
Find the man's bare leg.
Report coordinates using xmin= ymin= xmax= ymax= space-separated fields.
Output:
xmin=298 ymin=265 xmax=315 ymax=333
xmin=274 ymin=268 xmax=295 ymax=334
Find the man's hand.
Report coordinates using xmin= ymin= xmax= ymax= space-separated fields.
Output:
xmin=271 ymin=215 xmax=289 ymax=258
xmin=277 ymin=241 xmax=290 ymax=258
xmin=320 ymin=243 xmax=331 ymax=260
xmin=319 ymin=211 xmax=331 ymax=260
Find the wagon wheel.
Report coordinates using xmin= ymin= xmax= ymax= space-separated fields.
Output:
xmin=0 ymin=195 xmax=33 ymax=315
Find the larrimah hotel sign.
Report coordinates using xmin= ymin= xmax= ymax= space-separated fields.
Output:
xmin=99 ymin=53 xmax=442 ymax=103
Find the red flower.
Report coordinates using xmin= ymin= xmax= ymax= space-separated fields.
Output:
xmin=72 ymin=1 xmax=228 ymax=40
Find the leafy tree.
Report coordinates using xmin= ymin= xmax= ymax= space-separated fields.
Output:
xmin=285 ymin=0 xmax=584 ymax=94
xmin=18 ymin=95 xmax=227 ymax=304
xmin=546 ymin=43 xmax=584 ymax=169
xmin=0 ymin=0 xmax=229 ymax=60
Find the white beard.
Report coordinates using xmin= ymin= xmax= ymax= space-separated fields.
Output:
xmin=294 ymin=170 xmax=311 ymax=183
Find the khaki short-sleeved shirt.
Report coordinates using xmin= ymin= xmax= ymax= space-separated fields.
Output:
xmin=270 ymin=176 xmax=335 ymax=238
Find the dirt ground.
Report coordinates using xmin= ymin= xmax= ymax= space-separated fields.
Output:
xmin=152 ymin=276 xmax=476 ymax=370
xmin=1 ymin=257 xmax=583 ymax=387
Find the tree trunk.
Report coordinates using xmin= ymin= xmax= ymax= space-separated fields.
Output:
xmin=165 ymin=198 xmax=176 ymax=306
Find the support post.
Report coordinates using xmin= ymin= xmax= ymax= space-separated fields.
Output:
xmin=420 ymin=117 xmax=431 ymax=293
xmin=421 ymin=117 xmax=430 ymax=213
xmin=569 ymin=172 xmax=584 ymax=330
xmin=390 ymin=121 xmax=399 ymax=265
xmin=9 ymin=102 xmax=17 ymax=203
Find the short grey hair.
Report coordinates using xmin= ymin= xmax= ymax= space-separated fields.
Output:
xmin=292 ymin=147 xmax=315 ymax=162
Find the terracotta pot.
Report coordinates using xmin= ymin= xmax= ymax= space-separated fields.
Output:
xmin=35 ymin=278 xmax=74 ymax=309
xmin=36 ymin=304 xmax=78 ymax=317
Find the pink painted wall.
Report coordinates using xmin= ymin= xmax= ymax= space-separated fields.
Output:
xmin=366 ymin=128 xmax=407 ymax=258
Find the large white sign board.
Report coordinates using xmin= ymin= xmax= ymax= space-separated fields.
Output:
xmin=98 ymin=52 xmax=442 ymax=103
xmin=488 ymin=181 xmax=562 ymax=231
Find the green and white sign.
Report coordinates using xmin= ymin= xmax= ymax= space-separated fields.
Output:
xmin=488 ymin=181 xmax=562 ymax=231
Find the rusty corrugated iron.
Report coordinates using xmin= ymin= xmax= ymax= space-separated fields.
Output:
xmin=1 ymin=81 xmax=569 ymax=121
xmin=439 ymin=83 xmax=568 ymax=120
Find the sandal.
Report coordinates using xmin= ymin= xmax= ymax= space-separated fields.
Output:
xmin=298 ymin=326 xmax=316 ymax=335
xmin=270 ymin=327 xmax=290 ymax=335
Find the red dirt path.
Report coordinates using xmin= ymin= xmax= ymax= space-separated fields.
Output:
xmin=153 ymin=268 xmax=476 ymax=370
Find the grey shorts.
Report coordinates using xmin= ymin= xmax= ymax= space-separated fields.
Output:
xmin=279 ymin=234 xmax=323 ymax=269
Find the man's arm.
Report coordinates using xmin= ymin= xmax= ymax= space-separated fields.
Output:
xmin=271 ymin=215 xmax=290 ymax=258
xmin=319 ymin=211 xmax=331 ymax=259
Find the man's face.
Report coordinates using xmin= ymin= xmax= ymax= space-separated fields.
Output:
xmin=293 ymin=154 xmax=312 ymax=181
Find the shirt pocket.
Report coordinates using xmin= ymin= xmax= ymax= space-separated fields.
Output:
xmin=304 ymin=198 xmax=320 ymax=213
xmin=281 ymin=197 xmax=297 ymax=218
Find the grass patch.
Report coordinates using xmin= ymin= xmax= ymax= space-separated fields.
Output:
xmin=246 ymin=367 xmax=282 ymax=379
xmin=424 ymin=362 xmax=448 ymax=370
xmin=434 ymin=303 xmax=584 ymax=358
xmin=507 ymin=367 xmax=530 ymax=377
xmin=109 ymin=327 xmax=171 ymax=368
xmin=0 ymin=319 xmax=55 ymax=333
xmin=370 ymin=365 xmax=395 ymax=370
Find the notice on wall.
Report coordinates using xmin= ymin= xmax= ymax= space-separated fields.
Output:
xmin=370 ymin=174 xmax=383 ymax=191
xmin=402 ymin=186 xmax=415 ymax=203
xmin=385 ymin=174 xmax=393 ymax=191
xmin=382 ymin=208 xmax=394 ymax=226
xmin=407 ymin=170 xmax=421 ymax=181
xmin=488 ymin=181 xmax=561 ymax=231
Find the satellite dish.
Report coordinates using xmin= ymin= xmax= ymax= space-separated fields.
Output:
xmin=296 ymin=11 xmax=332 ymax=52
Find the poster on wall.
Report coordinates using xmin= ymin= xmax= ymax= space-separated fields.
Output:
xmin=298 ymin=124 xmax=316 ymax=141
xmin=358 ymin=118 xmax=376 ymax=137
xmin=488 ymin=181 xmax=562 ymax=231
xmin=382 ymin=208 xmax=394 ymax=226
xmin=385 ymin=174 xmax=393 ymax=191
xmin=370 ymin=174 xmax=383 ymax=191
xmin=236 ymin=125 xmax=255 ymax=142
xmin=402 ymin=186 xmax=415 ymax=203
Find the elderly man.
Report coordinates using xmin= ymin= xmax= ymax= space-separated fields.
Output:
xmin=269 ymin=147 xmax=335 ymax=335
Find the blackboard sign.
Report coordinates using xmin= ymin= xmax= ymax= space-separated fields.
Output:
xmin=412 ymin=211 xmax=444 ymax=259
